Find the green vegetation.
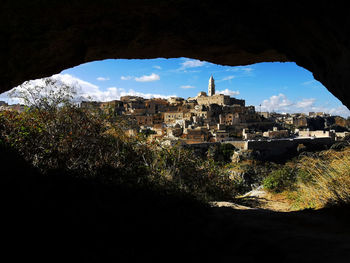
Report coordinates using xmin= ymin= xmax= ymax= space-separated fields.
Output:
xmin=225 ymin=141 xmax=350 ymax=209
xmin=258 ymin=148 xmax=350 ymax=209
xmin=263 ymin=167 xmax=297 ymax=193
xmin=140 ymin=128 xmax=157 ymax=137
xmin=0 ymin=79 xmax=239 ymax=202
xmin=208 ymin=143 xmax=236 ymax=163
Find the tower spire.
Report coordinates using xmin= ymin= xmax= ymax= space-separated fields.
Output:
xmin=208 ymin=75 xmax=215 ymax=96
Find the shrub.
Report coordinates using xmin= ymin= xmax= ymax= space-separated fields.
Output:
xmin=263 ymin=167 xmax=297 ymax=193
xmin=0 ymin=107 xmax=147 ymax=181
xmin=219 ymin=143 xmax=236 ymax=163
xmin=208 ymin=143 xmax=236 ymax=163
xmin=0 ymin=78 xmax=240 ymax=202
xmin=142 ymin=142 xmax=240 ymax=201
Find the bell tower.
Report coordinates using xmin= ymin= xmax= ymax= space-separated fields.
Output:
xmin=208 ymin=75 xmax=215 ymax=96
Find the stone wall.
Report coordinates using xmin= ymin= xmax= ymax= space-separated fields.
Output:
xmin=196 ymin=94 xmax=230 ymax=106
xmin=226 ymin=137 xmax=334 ymax=161
xmin=298 ymin=130 xmax=335 ymax=138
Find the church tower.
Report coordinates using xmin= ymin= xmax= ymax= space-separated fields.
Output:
xmin=208 ymin=75 xmax=215 ymax=96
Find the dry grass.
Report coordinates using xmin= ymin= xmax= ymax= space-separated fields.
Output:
xmin=294 ymin=147 xmax=350 ymax=209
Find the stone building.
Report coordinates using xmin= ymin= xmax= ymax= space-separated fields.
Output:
xmin=144 ymin=98 xmax=169 ymax=114
xmin=100 ymin=100 xmax=124 ymax=115
xmin=214 ymin=130 xmax=229 ymax=142
xmin=163 ymin=112 xmax=184 ymax=124
xmin=184 ymin=127 xmax=210 ymax=142
xmin=221 ymin=113 xmax=241 ymax=125
xmin=81 ymin=101 xmax=102 ymax=109
xmin=259 ymin=112 xmax=270 ymax=118
xmin=0 ymin=101 xmax=8 ymax=107
xmin=263 ymin=127 xmax=290 ymax=138
xmin=77 ymin=75 xmax=270 ymax=141
xmin=168 ymin=97 xmax=184 ymax=105
xmin=298 ymin=130 xmax=335 ymax=140
xmin=121 ymin=96 xmax=145 ymax=113
xmin=309 ymin=112 xmax=328 ymax=117
xmin=196 ymin=93 xmax=231 ymax=106
xmin=135 ymin=113 xmax=164 ymax=127
xmin=293 ymin=116 xmax=308 ymax=127
xmin=196 ymin=94 xmax=244 ymax=107
xmin=242 ymin=129 xmax=263 ymax=140
xmin=189 ymin=75 xmax=245 ymax=107
xmin=134 ymin=115 xmax=154 ymax=127
xmin=120 ymin=96 xmax=144 ymax=102
xmin=166 ymin=125 xmax=183 ymax=138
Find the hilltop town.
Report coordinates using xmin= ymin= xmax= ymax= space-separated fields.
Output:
xmin=1 ymin=76 xmax=350 ymax=160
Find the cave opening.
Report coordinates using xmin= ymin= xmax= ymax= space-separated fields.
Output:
xmin=1 ymin=57 xmax=349 ymax=207
xmin=2 ymin=58 xmax=350 ymax=262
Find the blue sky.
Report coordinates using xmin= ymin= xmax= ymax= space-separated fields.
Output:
xmin=1 ymin=57 xmax=350 ymax=117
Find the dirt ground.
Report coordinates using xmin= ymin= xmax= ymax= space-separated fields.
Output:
xmin=211 ymin=187 xmax=296 ymax=212
xmin=207 ymin=188 xmax=350 ymax=262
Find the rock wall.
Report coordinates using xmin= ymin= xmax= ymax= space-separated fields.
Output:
xmin=1 ymin=1 xmax=350 ymax=108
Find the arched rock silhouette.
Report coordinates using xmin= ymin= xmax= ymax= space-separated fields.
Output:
xmin=1 ymin=1 xmax=350 ymax=108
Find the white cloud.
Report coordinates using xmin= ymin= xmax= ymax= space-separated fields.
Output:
xmin=52 ymin=74 xmax=100 ymax=94
xmin=241 ymin=67 xmax=253 ymax=73
xmin=259 ymin=93 xmax=350 ymax=117
xmin=217 ymin=89 xmax=240 ymax=96
xmin=295 ymin=98 xmax=316 ymax=108
xmin=180 ymin=85 xmax=195 ymax=89
xmin=226 ymin=66 xmax=254 ymax=74
xmin=2 ymin=74 xmax=174 ymax=103
xmin=260 ymin=93 xmax=293 ymax=112
xmin=135 ymin=73 xmax=160 ymax=82
xmin=301 ymin=104 xmax=350 ymax=117
xmin=153 ymin=65 xmax=162 ymax=70
xmin=96 ymin=77 xmax=110 ymax=81
xmin=302 ymin=80 xmax=316 ymax=86
xmin=301 ymin=79 xmax=323 ymax=90
xmin=121 ymin=75 xmax=133 ymax=80
xmin=121 ymin=73 xmax=160 ymax=82
xmin=326 ymin=106 xmax=350 ymax=117
xmin=81 ymin=86 xmax=175 ymax=102
xmin=0 ymin=73 xmax=100 ymax=105
xmin=180 ymin=59 xmax=206 ymax=70
xmin=0 ymin=92 xmax=22 ymax=104
xmin=217 ymin=75 xmax=236 ymax=82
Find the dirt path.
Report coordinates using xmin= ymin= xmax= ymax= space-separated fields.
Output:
xmin=211 ymin=186 xmax=296 ymax=212
xmin=207 ymin=187 xmax=350 ymax=262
